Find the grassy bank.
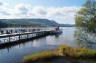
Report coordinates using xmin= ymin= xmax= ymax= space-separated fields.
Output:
xmin=23 ymin=51 xmax=59 ymax=63
xmin=23 ymin=45 xmax=96 ymax=63
xmin=58 ymin=45 xmax=96 ymax=58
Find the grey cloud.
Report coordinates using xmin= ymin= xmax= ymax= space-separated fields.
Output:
xmin=0 ymin=11 xmax=11 ymax=15
xmin=38 ymin=9 xmax=47 ymax=15
xmin=18 ymin=6 xmax=28 ymax=14
xmin=15 ymin=4 xmax=31 ymax=15
xmin=0 ymin=2 xmax=3 ymax=6
xmin=54 ymin=12 xmax=65 ymax=16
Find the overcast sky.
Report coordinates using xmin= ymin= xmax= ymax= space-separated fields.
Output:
xmin=0 ymin=0 xmax=85 ymax=24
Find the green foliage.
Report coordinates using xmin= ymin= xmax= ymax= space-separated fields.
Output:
xmin=75 ymin=0 xmax=96 ymax=33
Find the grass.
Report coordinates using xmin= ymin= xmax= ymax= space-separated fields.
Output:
xmin=23 ymin=51 xmax=59 ymax=63
xmin=23 ymin=45 xmax=96 ymax=63
xmin=58 ymin=45 xmax=96 ymax=58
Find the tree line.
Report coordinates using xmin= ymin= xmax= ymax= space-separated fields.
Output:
xmin=0 ymin=21 xmax=49 ymax=28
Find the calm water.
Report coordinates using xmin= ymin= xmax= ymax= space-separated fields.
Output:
xmin=0 ymin=27 xmax=96 ymax=63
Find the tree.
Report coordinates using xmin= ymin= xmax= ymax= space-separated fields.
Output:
xmin=75 ymin=0 xmax=96 ymax=33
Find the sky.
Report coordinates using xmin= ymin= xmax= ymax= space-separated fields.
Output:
xmin=0 ymin=0 xmax=85 ymax=24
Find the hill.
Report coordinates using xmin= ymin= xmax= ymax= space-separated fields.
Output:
xmin=0 ymin=19 xmax=59 ymax=28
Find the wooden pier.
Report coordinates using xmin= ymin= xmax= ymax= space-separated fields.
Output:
xmin=0 ymin=27 xmax=61 ymax=47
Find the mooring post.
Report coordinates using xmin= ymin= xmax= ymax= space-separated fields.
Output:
xmin=19 ymin=35 xmax=21 ymax=41
xmin=9 ymin=36 xmax=10 ymax=42
xmin=4 ymin=39 xmax=6 ymax=43
xmin=42 ymin=32 xmax=44 ymax=36
xmin=36 ymin=33 xmax=39 ymax=37
xmin=1 ymin=30 xmax=4 ymax=34
xmin=27 ymin=34 xmax=29 ymax=39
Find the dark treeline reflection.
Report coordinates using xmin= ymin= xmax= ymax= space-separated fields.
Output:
xmin=75 ymin=27 xmax=96 ymax=49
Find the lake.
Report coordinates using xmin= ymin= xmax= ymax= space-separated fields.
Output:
xmin=0 ymin=27 xmax=96 ymax=63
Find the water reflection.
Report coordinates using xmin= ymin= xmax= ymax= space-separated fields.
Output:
xmin=1 ymin=27 xmax=96 ymax=63
xmin=75 ymin=28 xmax=96 ymax=49
xmin=32 ymin=37 xmax=47 ymax=47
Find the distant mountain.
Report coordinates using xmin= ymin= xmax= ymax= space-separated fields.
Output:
xmin=59 ymin=24 xmax=75 ymax=27
xmin=0 ymin=19 xmax=59 ymax=28
xmin=0 ymin=19 xmax=76 ymax=28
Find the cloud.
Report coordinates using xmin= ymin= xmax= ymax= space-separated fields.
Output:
xmin=0 ymin=2 xmax=3 ymax=6
xmin=30 ymin=6 xmax=79 ymax=24
xmin=0 ymin=3 xmax=80 ymax=24
xmin=0 ymin=1 xmax=9 ymax=7
xmin=30 ymin=6 xmax=79 ymax=18
xmin=0 ymin=1 xmax=12 ymax=16
xmin=0 ymin=10 xmax=10 ymax=15
xmin=31 ymin=6 xmax=47 ymax=16
xmin=14 ymin=4 xmax=32 ymax=16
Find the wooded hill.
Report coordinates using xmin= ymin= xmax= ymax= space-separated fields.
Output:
xmin=0 ymin=19 xmax=59 ymax=28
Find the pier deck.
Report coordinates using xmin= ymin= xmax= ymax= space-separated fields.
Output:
xmin=0 ymin=28 xmax=60 ymax=46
